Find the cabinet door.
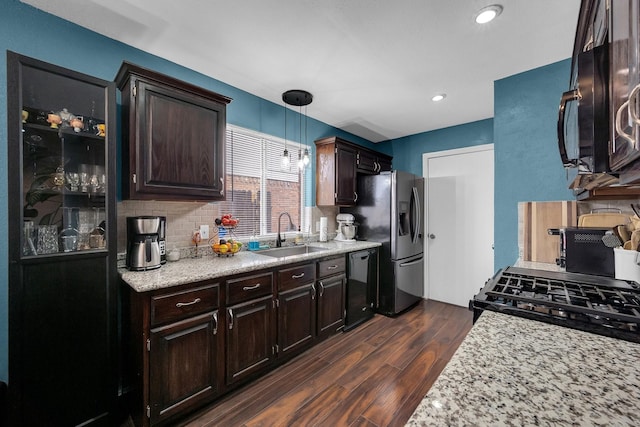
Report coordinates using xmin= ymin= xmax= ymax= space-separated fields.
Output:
xmin=377 ymin=155 xmax=392 ymax=172
xmin=356 ymin=150 xmax=378 ymax=174
xmin=226 ymin=295 xmax=275 ymax=385
xmin=278 ymin=284 xmax=316 ymax=357
xmin=335 ymin=145 xmax=358 ymax=205
xmin=149 ymin=311 xmax=221 ymax=425
xmin=134 ymin=80 xmax=226 ymax=199
xmin=317 ymin=274 xmax=346 ymax=339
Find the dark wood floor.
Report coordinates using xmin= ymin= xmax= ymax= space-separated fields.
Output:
xmin=179 ymin=299 xmax=473 ymax=427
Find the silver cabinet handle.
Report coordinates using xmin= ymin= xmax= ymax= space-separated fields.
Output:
xmin=326 ymin=265 xmax=339 ymax=270
xmin=176 ymin=298 xmax=201 ymax=307
xmin=319 ymin=281 xmax=324 ymax=297
xmin=212 ymin=311 xmax=218 ymax=335
xmin=220 ymin=177 xmax=224 ymax=196
xmin=354 ymin=192 xmax=358 ymax=202
xmin=292 ymin=273 xmax=305 ymax=279
xmin=311 ymin=283 xmax=316 ymax=300
xmin=243 ymin=283 xmax=261 ymax=291
xmin=228 ymin=308 xmax=234 ymax=330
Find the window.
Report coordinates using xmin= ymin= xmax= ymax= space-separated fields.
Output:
xmin=218 ymin=125 xmax=311 ymax=239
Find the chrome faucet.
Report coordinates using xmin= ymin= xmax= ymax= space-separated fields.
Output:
xmin=276 ymin=212 xmax=295 ymax=247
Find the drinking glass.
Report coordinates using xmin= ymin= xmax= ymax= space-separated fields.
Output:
xmin=79 ymin=172 xmax=90 ymax=192
xmin=37 ymin=225 xmax=59 ymax=254
xmin=66 ymin=172 xmax=79 ymax=192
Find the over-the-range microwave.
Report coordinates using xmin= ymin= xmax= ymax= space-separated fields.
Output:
xmin=557 ymin=43 xmax=610 ymax=174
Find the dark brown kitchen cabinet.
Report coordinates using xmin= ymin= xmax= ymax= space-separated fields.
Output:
xmin=149 ymin=311 xmax=221 ymax=425
xmin=7 ymin=52 xmax=118 ymax=427
xmin=126 ymin=282 xmax=222 ymax=427
xmin=226 ymin=296 xmax=276 ymax=386
xmin=116 ymin=62 xmax=232 ymax=201
xmin=316 ymin=136 xmax=358 ymax=206
xmin=277 ymin=263 xmax=317 ymax=358
xmin=225 ymin=272 xmax=276 ymax=386
xmin=315 ymin=136 xmax=392 ymax=206
xmin=357 ymin=148 xmax=393 ymax=174
xmin=316 ymin=256 xmax=347 ymax=339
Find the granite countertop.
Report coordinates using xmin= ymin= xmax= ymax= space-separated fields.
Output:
xmin=406 ymin=310 xmax=640 ymax=426
xmin=119 ymin=240 xmax=381 ymax=292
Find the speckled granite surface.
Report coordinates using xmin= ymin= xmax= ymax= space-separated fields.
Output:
xmin=406 ymin=310 xmax=640 ymax=426
xmin=119 ymin=240 xmax=380 ymax=292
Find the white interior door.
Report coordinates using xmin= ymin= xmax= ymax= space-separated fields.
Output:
xmin=423 ymin=145 xmax=494 ymax=307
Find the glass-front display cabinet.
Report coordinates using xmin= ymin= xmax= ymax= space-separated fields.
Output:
xmin=7 ymin=51 xmax=117 ymax=426
xmin=17 ymin=64 xmax=109 ymax=255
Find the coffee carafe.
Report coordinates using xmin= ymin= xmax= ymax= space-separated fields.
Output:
xmin=126 ymin=216 xmax=162 ymax=271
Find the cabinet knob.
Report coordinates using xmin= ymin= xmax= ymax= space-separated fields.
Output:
xmin=429 ymin=234 xmax=436 ymax=239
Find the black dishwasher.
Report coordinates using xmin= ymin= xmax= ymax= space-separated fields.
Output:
xmin=345 ymin=248 xmax=378 ymax=331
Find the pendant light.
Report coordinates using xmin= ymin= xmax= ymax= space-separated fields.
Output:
xmin=282 ymin=89 xmax=313 ymax=170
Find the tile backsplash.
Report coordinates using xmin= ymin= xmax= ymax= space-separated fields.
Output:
xmin=117 ymin=200 xmax=339 ymax=254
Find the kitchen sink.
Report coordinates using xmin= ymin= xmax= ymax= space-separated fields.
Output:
xmin=256 ymin=245 xmax=329 ymax=258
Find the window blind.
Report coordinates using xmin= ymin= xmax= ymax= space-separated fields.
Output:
xmin=219 ymin=125 xmax=310 ymax=239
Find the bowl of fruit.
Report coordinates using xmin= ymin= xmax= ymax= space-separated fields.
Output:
xmin=215 ymin=214 xmax=239 ymax=228
xmin=211 ymin=238 xmax=242 ymax=256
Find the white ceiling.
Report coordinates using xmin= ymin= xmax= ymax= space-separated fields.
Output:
xmin=22 ymin=0 xmax=581 ymax=143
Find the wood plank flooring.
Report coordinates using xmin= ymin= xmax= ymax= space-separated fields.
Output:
xmin=179 ymin=299 xmax=473 ymax=427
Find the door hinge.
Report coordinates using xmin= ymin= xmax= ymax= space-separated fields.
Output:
xmin=132 ymin=173 xmax=137 ymax=184
xmin=146 ymin=405 xmax=150 ymax=419
xmin=133 ymin=86 xmax=137 ymax=97
xmin=146 ymin=338 xmax=150 ymax=352
xmin=334 ymin=192 xmax=337 ymax=200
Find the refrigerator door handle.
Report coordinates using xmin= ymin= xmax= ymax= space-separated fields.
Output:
xmin=399 ymin=256 xmax=423 ymax=267
xmin=411 ymin=186 xmax=421 ymax=244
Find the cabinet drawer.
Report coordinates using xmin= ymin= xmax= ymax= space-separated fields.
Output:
xmin=317 ymin=256 xmax=346 ymax=278
xmin=278 ymin=263 xmax=316 ymax=291
xmin=227 ymin=272 xmax=273 ymax=305
xmin=151 ymin=283 xmax=219 ymax=326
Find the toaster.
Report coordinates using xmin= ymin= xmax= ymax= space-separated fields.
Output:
xmin=555 ymin=227 xmax=615 ymax=277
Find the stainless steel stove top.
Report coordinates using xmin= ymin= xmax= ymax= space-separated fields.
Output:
xmin=471 ymin=266 xmax=640 ymax=343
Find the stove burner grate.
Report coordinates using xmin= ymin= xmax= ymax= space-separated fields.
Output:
xmin=471 ymin=267 xmax=640 ymax=343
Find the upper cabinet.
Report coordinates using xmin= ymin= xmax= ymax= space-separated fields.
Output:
xmin=116 ymin=62 xmax=232 ymax=201
xmin=315 ymin=136 xmax=392 ymax=207
xmin=356 ymin=148 xmax=392 ymax=174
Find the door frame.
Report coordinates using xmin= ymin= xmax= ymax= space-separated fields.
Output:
xmin=422 ymin=143 xmax=494 ymax=300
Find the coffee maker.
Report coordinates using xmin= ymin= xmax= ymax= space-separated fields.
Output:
xmin=126 ymin=216 xmax=162 ymax=271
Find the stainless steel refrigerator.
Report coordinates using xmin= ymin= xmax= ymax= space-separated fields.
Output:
xmin=344 ymin=170 xmax=424 ymax=315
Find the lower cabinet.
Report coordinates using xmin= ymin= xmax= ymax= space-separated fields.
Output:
xmin=277 ymin=263 xmax=317 ymax=358
xmin=126 ymin=252 xmax=361 ymax=426
xmin=317 ymin=273 xmax=347 ymax=339
xmin=149 ymin=311 xmax=222 ymax=425
xmin=226 ymin=295 xmax=276 ymax=385
xmin=317 ymin=256 xmax=347 ymax=339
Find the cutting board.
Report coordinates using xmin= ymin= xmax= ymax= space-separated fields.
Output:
xmin=522 ymin=201 xmax=577 ymax=263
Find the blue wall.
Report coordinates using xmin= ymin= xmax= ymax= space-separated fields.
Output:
xmin=387 ymin=119 xmax=494 ymax=175
xmin=493 ymin=59 xmax=575 ymax=268
xmin=0 ymin=0 xmax=376 ymax=383
xmin=387 ymin=60 xmax=574 ymax=272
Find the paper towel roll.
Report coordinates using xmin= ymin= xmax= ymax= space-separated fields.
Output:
xmin=319 ymin=217 xmax=328 ymax=242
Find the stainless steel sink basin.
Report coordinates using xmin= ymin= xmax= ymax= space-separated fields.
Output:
xmin=256 ymin=245 xmax=329 ymax=258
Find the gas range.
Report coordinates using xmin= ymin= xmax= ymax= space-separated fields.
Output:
xmin=471 ymin=266 xmax=640 ymax=343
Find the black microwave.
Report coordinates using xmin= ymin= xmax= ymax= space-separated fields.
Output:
xmin=557 ymin=43 xmax=610 ymax=173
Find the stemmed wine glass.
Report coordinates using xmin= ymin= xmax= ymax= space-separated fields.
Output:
xmin=66 ymin=172 xmax=79 ymax=192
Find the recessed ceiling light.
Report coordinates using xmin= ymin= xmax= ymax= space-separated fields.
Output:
xmin=475 ymin=4 xmax=503 ymax=24
xmin=432 ymin=94 xmax=446 ymax=102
